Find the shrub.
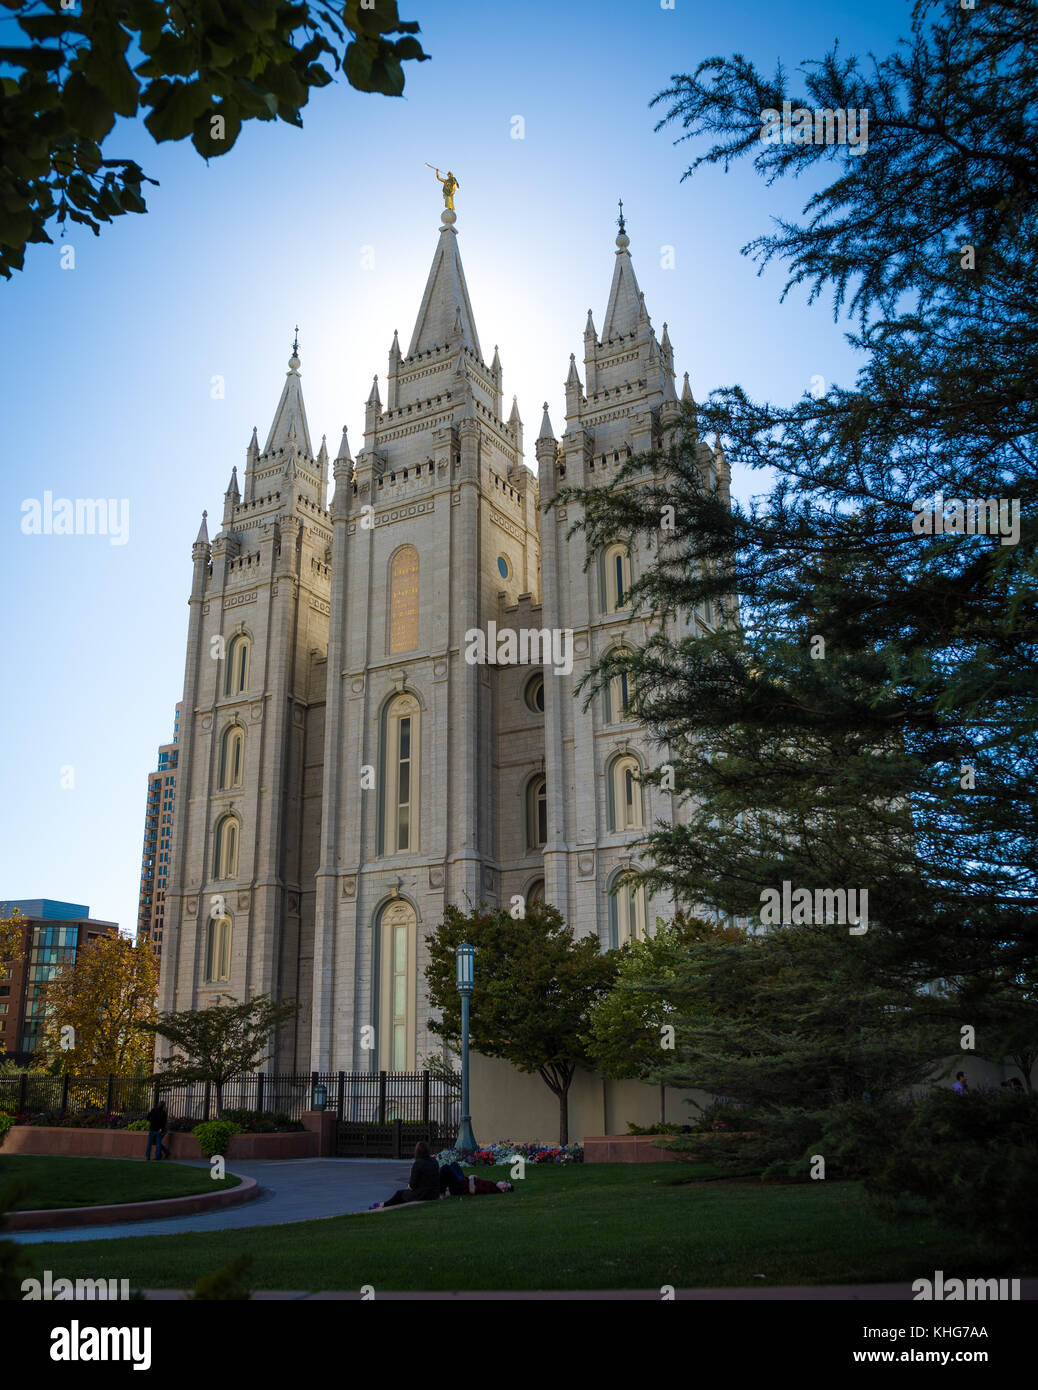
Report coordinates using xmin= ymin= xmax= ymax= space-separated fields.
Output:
xmin=192 ymin=1120 xmax=243 ymax=1158
xmin=126 ymin=1120 xmax=150 ymax=1132
xmin=863 ymin=1089 xmax=1038 ymax=1262
xmin=218 ymin=1108 xmax=304 ymax=1133
xmin=625 ymin=1121 xmax=686 ymax=1135
xmin=0 ymin=1113 xmax=14 ymax=1148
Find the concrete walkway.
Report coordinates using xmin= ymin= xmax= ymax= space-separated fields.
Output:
xmin=103 ymin=1280 xmax=1038 ymax=1300
xmin=10 ymin=1158 xmax=413 ymax=1244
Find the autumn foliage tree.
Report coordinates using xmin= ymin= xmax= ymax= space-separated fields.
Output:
xmin=38 ymin=933 xmax=158 ymax=1075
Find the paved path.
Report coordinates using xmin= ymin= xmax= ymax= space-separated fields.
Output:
xmin=10 ymin=1158 xmax=413 ymax=1244
xmin=113 ymin=1280 xmax=1038 ymax=1300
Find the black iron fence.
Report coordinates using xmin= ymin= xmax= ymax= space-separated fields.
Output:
xmin=0 ymin=1069 xmax=460 ymax=1132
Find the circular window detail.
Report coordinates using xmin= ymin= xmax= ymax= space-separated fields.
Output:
xmin=497 ymin=555 xmax=510 ymax=579
xmin=525 ymin=674 xmax=545 ymax=713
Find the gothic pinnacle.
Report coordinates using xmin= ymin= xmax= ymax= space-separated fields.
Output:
xmin=538 ymin=402 xmax=554 ymax=440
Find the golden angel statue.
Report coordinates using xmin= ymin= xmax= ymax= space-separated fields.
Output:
xmin=432 ymin=167 xmax=459 ymax=210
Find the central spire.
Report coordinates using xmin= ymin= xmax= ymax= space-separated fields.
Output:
xmin=263 ymin=337 xmax=313 ymax=456
xmin=407 ymin=207 xmax=482 ymax=359
xmin=601 ymin=208 xmax=644 ymax=341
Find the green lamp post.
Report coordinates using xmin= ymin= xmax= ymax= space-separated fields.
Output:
xmin=455 ymin=941 xmax=478 ymax=1155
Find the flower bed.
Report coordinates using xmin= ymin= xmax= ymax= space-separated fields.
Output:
xmin=436 ymin=1141 xmax=583 ymax=1166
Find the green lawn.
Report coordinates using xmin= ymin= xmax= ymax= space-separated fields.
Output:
xmin=1 ymin=1156 xmax=241 ymax=1211
xmin=17 ymin=1163 xmax=1013 ymax=1291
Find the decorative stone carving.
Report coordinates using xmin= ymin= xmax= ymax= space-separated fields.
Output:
xmin=429 ymin=866 xmax=444 ymax=889
xmin=342 ymin=875 xmax=357 ymax=899
xmin=578 ymin=853 xmax=595 ymax=876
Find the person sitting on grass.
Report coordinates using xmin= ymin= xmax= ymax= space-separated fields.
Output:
xmin=439 ymin=1161 xmax=514 ymax=1197
xmin=369 ymin=1140 xmax=441 ymax=1210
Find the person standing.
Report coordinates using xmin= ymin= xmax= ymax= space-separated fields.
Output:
xmin=952 ymin=1071 xmax=969 ymax=1095
xmin=145 ymin=1100 xmax=170 ymax=1160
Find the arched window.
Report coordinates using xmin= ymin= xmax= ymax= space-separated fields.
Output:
xmin=218 ymin=725 xmax=244 ymax=789
xmin=526 ymin=878 xmax=545 ymax=905
xmin=607 ymin=754 xmax=643 ymax=832
xmin=225 ymin=635 xmax=250 ymax=695
xmin=205 ymin=911 xmax=232 ymax=983
xmin=527 ymin=775 xmax=547 ymax=851
xmin=214 ymin=815 xmax=239 ymax=879
xmin=607 ymin=873 xmax=647 ymax=949
xmin=388 ymin=546 xmax=420 ymax=654
xmin=603 ymin=543 xmax=632 ymax=612
xmin=378 ymin=898 xmax=417 ymax=1071
xmin=381 ymin=693 xmax=420 ymax=855
xmin=606 ymin=648 xmax=633 ymax=723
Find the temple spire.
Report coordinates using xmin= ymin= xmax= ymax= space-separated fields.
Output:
xmin=601 ymin=209 xmax=644 ymax=340
xmin=263 ymin=340 xmax=313 ymax=456
xmin=407 ymin=207 xmax=482 ymax=358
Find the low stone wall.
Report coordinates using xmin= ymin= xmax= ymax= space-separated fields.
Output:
xmin=6 ymin=1175 xmax=260 ymax=1231
xmin=2 ymin=1125 xmax=317 ymax=1160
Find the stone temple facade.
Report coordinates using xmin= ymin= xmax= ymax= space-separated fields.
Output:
xmin=157 ymin=206 xmax=727 ymax=1072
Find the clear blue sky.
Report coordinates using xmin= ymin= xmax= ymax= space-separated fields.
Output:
xmin=0 ymin=0 xmax=912 ymax=933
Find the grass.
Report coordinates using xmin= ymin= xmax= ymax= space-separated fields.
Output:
xmin=17 ymin=1163 xmax=1013 ymax=1292
xmin=0 ymin=1156 xmax=241 ymax=1211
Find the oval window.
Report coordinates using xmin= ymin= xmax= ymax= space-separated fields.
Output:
xmin=497 ymin=555 xmax=510 ymax=579
xmin=525 ymin=674 xmax=545 ymax=713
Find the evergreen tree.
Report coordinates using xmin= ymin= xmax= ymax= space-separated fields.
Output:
xmin=553 ymin=0 xmax=1037 ymax=1048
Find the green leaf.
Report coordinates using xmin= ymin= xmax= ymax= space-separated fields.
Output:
xmin=305 ymin=63 xmax=332 ymax=88
xmin=0 ymin=45 xmax=64 ymax=71
xmin=87 ymin=49 xmax=139 ymax=118
xmin=369 ymin=51 xmax=405 ymax=98
xmin=392 ymin=36 xmax=427 ymax=63
xmin=191 ymin=99 xmax=242 ymax=157
xmin=343 ymin=38 xmax=374 ymax=91
xmin=145 ymin=80 xmax=212 ymax=142
xmin=63 ymin=72 xmax=116 ymax=143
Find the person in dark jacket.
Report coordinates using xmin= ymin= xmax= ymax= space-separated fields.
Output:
xmin=145 ymin=1101 xmax=170 ymax=1161
xmin=440 ymin=1162 xmax=514 ymax=1197
xmin=370 ymin=1141 xmax=441 ymax=1209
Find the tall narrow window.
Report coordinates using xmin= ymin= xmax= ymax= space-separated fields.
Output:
xmin=389 ymin=546 xmax=420 ymax=654
xmin=607 ymin=874 xmax=647 ymax=948
xmin=608 ymin=755 xmax=643 ymax=832
xmin=214 ymin=815 xmax=239 ymax=879
xmin=205 ymin=912 xmax=232 ymax=982
xmin=527 ymin=775 xmax=547 ymax=850
xmin=219 ymin=725 xmax=244 ymax=789
xmin=607 ymin=648 xmax=633 ymax=723
xmin=382 ymin=693 xmax=420 ymax=855
xmin=225 ymin=635 xmax=250 ymax=694
xmin=378 ymin=899 xmax=416 ymax=1071
xmin=604 ymin=543 xmax=632 ymax=612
